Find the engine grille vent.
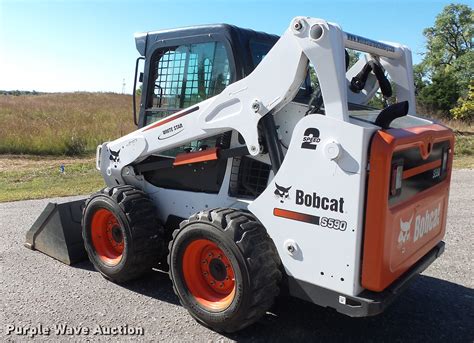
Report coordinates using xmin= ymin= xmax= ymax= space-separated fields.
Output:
xmin=229 ymin=156 xmax=271 ymax=199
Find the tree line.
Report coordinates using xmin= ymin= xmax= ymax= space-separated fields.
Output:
xmin=415 ymin=3 xmax=473 ymax=122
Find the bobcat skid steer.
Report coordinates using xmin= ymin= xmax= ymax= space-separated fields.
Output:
xmin=25 ymin=17 xmax=454 ymax=332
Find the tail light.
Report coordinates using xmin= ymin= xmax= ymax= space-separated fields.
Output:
xmin=441 ymin=147 xmax=449 ymax=174
xmin=390 ymin=159 xmax=403 ymax=196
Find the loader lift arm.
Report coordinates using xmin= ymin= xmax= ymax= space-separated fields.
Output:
xmin=98 ymin=17 xmax=415 ymax=187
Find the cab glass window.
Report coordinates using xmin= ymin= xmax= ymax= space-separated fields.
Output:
xmin=146 ymin=41 xmax=231 ymax=125
xmin=249 ymin=40 xmax=273 ymax=68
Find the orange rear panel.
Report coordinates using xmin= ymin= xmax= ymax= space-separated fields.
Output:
xmin=362 ymin=124 xmax=454 ymax=291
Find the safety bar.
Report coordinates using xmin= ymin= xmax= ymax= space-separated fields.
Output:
xmin=344 ymin=32 xmax=402 ymax=59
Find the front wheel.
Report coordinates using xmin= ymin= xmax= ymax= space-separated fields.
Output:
xmin=168 ymin=209 xmax=282 ymax=332
xmin=82 ymin=186 xmax=165 ymax=283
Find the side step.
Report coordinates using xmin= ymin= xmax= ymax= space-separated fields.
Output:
xmin=24 ymin=199 xmax=88 ymax=265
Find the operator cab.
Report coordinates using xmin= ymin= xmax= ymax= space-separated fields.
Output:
xmin=134 ymin=24 xmax=398 ymax=133
xmin=134 ymin=24 xmax=287 ymax=194
xmin=135 ymin=24 xmax=282 ymax=128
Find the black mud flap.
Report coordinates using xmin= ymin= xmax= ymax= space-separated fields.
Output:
xmin=24 ymin=199 xmax=88 ymax=265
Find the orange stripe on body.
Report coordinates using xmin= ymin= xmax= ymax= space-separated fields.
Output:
xmin=273 ymin=208 xmax=320 ymax=225
xmin=402 ymin=159 xmax=441 ymax=179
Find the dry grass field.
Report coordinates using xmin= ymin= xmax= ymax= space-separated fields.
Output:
xmin=0 ymin=93 xmax=136 ymax=155
xmin=440 ymin=119 xmax=474 ymax=169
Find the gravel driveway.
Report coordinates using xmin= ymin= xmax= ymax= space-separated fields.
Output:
xmin=1 ymin=170 xmax=473 ymax=342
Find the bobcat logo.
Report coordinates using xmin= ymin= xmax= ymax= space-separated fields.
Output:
xmin=109 ymin=149 xmax=121 ymax=163
xmin=274 ymin=183 xmax=292 ymax=203
xmin=398 ymin=215 xmax=413 ymax=246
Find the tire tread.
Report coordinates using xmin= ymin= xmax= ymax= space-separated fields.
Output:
xmin=82 ymin=186 xmax=164 ymax=283
xmin=168 ymin=207 xmax=281 ymax=332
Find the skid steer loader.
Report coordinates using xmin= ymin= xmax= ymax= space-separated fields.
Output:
xmin=25 ymin=17 xmax=454 ymax=332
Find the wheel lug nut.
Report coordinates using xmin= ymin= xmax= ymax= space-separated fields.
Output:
xmin=203 ymin=272 xmax=208 ymax=276
xmin=220 ymin=283 xmax=224 ymax=288
xmin=202 ymin=260 xmax=207 ymax=264
xmin=210 ymin=281 xmax=215 ymax=285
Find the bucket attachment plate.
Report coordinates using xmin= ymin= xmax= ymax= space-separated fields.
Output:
xmin=25 ymin=199 xmax=88 ymax=265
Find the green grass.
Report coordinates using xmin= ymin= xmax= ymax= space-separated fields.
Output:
xmin=453 ymin=134 xmax=474 ymax=168
xmin=447 ymin=118 xmax=474 ymax=168
xmin=454 ymin=134 xmax=474 ymax=155
xmin=0 ymin=155 xmax=104 ymax=202
xmin=434 ymin=118 xmax=473 ymax=169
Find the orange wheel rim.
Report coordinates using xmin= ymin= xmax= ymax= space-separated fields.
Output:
xmin=182 ymin=239 xmax=236 ymax=311
xmin=91 ymin=208 xmax=124 ymax=266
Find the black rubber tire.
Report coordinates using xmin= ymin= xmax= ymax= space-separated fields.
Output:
xmin=82 ymin=186 xmax=165 ymax=283
xmin=168 ymin=208 xmax=282 ymax=333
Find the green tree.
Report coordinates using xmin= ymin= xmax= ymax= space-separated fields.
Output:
xmin=422 ymin=4 xmax=472 ymax=71
xmin=415 ymin=3 xmax=473 ymax=117
xmin=413 ymin=64 xmax=427 ymax=93
xmin=451 ymin=83 xmax=474 ymax=122
xmin=419 ymin=70 xmax=461 ymax=113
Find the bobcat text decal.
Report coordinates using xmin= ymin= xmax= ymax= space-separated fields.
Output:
xmin=398 ymin=203 xmax=441 ymax=251
xmin=273 ymin=184 xmax=345 ymax=214
xmin=295 ymin=190 xmax=344 ymax=213
xmin=273 ymin=184 xmax=347 ymax=231
xmin=414 ymin=204 xmax=441 ymax=242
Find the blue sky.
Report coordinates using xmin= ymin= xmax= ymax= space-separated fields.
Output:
xmin=0 ymin=0 xmax=469 ymax=93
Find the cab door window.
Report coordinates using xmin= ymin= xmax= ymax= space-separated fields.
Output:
xmin=146 ymin=41 xmax=231 ymax=125
xmin=141 ymin=41 xmax=233 ymax=193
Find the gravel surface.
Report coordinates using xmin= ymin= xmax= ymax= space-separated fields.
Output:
xmin=1 ymin=170 xmax=473 ymax=342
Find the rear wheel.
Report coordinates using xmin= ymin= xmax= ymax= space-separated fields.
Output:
xmin=168 ymin=208 xmax=281 ymax=332
xmin=182 ymin=238 xmax=236 ymax=311
xmin=82 ymin=186 xmax=165 ymax=283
